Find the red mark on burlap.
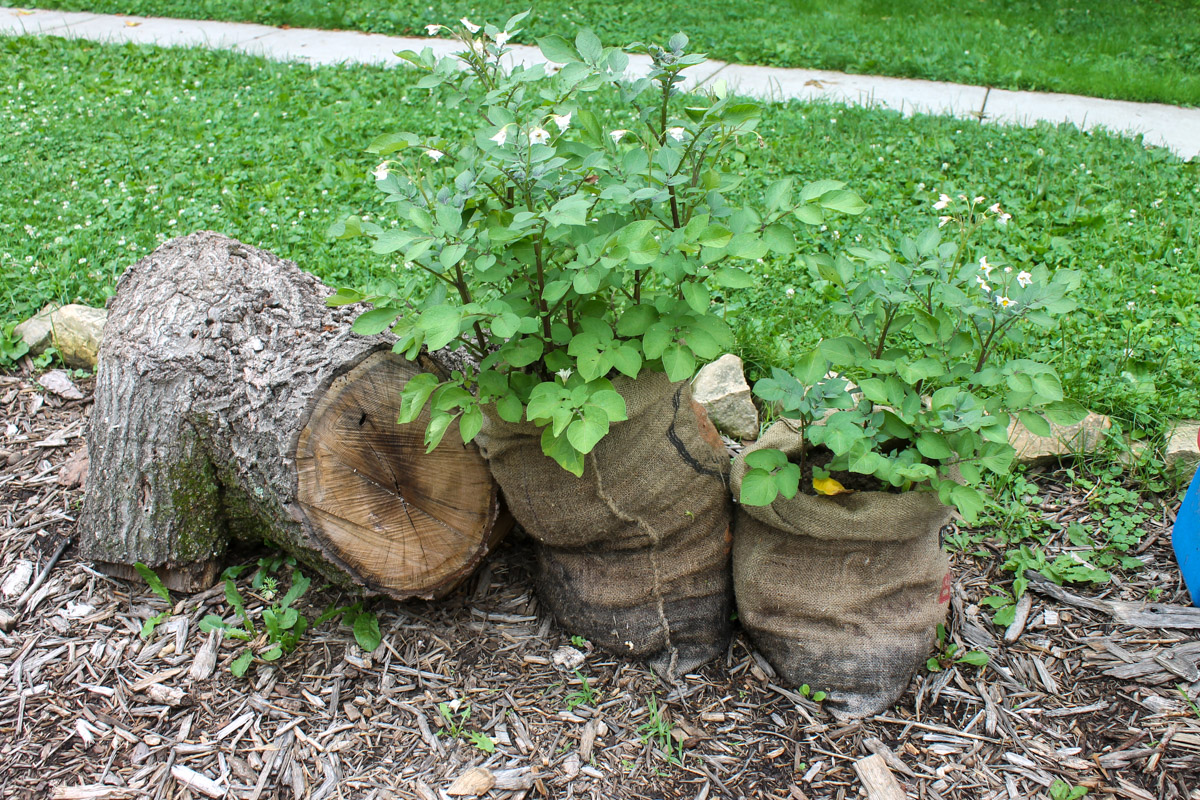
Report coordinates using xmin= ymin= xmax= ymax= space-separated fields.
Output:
xmin=939 ymin=572 xmax=952 ymax=604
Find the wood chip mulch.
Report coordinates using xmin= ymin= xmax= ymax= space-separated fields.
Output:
xmin=1 ymin=371 xmax=1198 ymax=800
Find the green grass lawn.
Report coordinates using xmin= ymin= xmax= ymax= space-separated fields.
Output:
xmin=7 ymin=0 xmax=1200 ymax=105
xmin=4 ymin=34 xmax=1199 ymax=446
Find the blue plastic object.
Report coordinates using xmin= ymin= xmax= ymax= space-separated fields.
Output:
xmin=1172 ymin=432 xmax=1200 ymax=607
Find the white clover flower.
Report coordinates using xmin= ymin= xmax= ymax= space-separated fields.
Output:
xmin=490 ymin=126 xmax=509 ymax=146
xmin=938 ymin=215 xmax=952 ymax=228
xmin=933 ymin=193 xmax=951 ymax=210
xmin=1004 ymin=266 xmax=1012 ymax=274
xmin=979 ymin=256 xmax=993 ymax=275
xmin=1127 ymin=301 xmax=1136 ymax=310
xmin=785 ymin=287 xmax=795 ymax=298
xmin=528 ymin=127 xmax=550 ymax=145
xmin=610 ymin=129 xmax=629 ymax=143
xmin=372 ymin=162 xmax=389 ymax=181
xmin=995 ymin=295 xmax=1016 ymax=309
xmin=1017 ymin=270 xmax=1032 ymax=288
xmin=425 ymin=149 xmax=444 ymax=161
xmin=552 ymin=112 xmax=572 ymax=132
xmin=494 ymin=31 xmax=511 ymax=47
xmin=556 ymin=368 xmax=573 ymax=383
xmin=460 ymin=17 xmax=480 ymax=33
xmin=425 ymin=24 xmax=441 ymax=35
xmin=667 ymin=126 xmax=686 ymax=142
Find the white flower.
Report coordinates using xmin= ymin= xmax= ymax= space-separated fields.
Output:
xmin=938 ymin=215 xmax=952 ymax=228
xmin=975 ymin=275 xmax=991 ymax=292
xmin=372 ymin=162 xmax=389 ymax=180
xmin=1004 ymin=266 xmax=1012 ymax=274
xmin=933 ymin=193 xmax=951 ymax=210
xmin=667 ymin=126 xmax=686 ymax=142
xmin=973 ymin=195 xmax=985 ymax=204
xmin=425 ymin=24 xmax=441 ymax=35
xmin=609 ymin=129 xmax=629 ymax=143
xmin=997 ymin=211 xmax=1012 ymax=224
xmin=556 ymin=368 xmax=573 ymax=383
xmin=425 ymin=149 xmax=444 ymax=161
xmin=528 ymin=127 xmax=550 ymax=145
xmin=785 ymin=287 xmax=795 ymax=298
xmin=995 ymin=295 xmax=1016 ymax=309
xmin=460 ymin=17 xmax=480 ymax=33
xmin=979 ymin=256 xmax=993 ymax=275
xmin=1017 ymin=270 xmax=1032 ymax=288
xmin=490 ymin=126 xmax=509 ymax=146
xmin=552 ymin=112 xmax=572 ymax=132
xmin=1127 ymin=301 xmax=1136 ymax=310
xmin=494 ymin=31 xmax=511 ymax=47
xmin=988 ymin=202 xmax=1002 ymax=214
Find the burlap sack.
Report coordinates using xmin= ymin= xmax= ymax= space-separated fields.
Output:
xmin=476 ymin=372 xmax=733 ymax=680
xmin=731 ymin=420 xmax=953 ymax=719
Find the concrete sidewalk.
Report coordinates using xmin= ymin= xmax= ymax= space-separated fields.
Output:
xmin=4 ymin=7 xmax=1199 ymax=159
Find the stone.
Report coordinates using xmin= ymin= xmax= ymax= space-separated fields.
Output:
xmin=1165 ymin=421 xmax=1200 ymax=480
xmin=1008 ymin=412 xmax=1111 ymax=465
xmin=692 ymin=353 xmax=759 ymax=441
xmin=13 ymin=303 xmax=60 ymax=354
xmin=49 ymin=304 xmax=108 ymax=369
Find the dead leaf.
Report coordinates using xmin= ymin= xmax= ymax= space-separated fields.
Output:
xmin=58 ymin=446 xmax=88 ymax=488
xmin=446 ymin=767 xmax=495 ymax=796
xmin=813 ymin=476 xmax=851 ymax=496
xmin=38 ymin=370 xmax=84 ymax=400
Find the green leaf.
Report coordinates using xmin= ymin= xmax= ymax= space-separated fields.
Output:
xmin=496 ymin=393 xmax=524 ymax=423
xmin=681 ymin=282 xmax=709 ymax=313
xmin=1018 ymin=410 xmax=1052 ymax=438
xmin=609 ymin=345 xmax=642 ymax=378
xmin=616 ymin=305 xmax=658 ymax=336
xmin=711 ymin=266 xmax=754 ymax=288
xmin=230 ymin=649 xmax=253 ymax=677
xmin=800 ymin=179 xmax=846 ymax=202
xmin=424 ymin=410 xmax=456 ymax=453
xmin=745 ymin=449 xmax=788 ymax=471
xmin=279 ymin=570 xmax=310 ymax=610
xmin=418 ymin=305 xmax=462 ymax=350
xmin=352 ymin=307 xmax=403 ymax=336
xmin=818 ymin=189 xmax=866 ymax=215
xmin=916 ymin=432 xmax=953 ymax=461
xmin=134 ymin=562 xmax=170 ymax=602
xmin=697 ymin=224 xmax=733 ymax=248
xmin=1031 ymin=373 xmax=1064 ymax=403
xmin=440 ymin=242 xmax=468 ymax=269
xmin=398 ymin=372 xmax=440 ymax=424
xmin=459 ymin=405 xmax=483 ymax=443
xmin=505 ymin=337 xmax=544 ymax=368
xmin=739 ymin=469 xmax=779 ymax=506
xmin=353 ymin=612 xmax=382 ymax=652
xmin=1043 ymin=399 xmax=1088 ymax=426
xmin=588 ymin=389 xmax=629 ymax=422
xmin=567 ymin=413 xmax=608 ymax=454
xmin=575 ymin=29 xmax=602 ymax=62
xmin=762 ymin=223 xmax=796 ymax=254
xmin=140 ymin=610 xmax=169 ymax=640
xmin=661 ymin=344 xmax=696 ymax=382
xmin=537 ymin=35 xmax=578 ymax=64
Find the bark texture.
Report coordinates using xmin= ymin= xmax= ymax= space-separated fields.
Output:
xmin=80 ymin=231 xmax=506 ymax=597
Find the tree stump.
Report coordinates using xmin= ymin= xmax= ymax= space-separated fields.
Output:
xmin=79 ymin=232 xmax=508 ymax=598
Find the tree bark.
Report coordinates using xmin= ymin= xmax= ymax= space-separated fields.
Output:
xmin=79 ymin=231 xmax=507 ymax=597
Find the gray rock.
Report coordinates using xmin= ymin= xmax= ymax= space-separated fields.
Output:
xmin=1008 ymin=412 xmax=1111 ymax=465
xmin=692 ymin=353 xmax=759 ymax=441
xmin=50 ymin=304 xmax=108 ymax=369
xmin=13 ymin=303 xmax=60 ymax=354
xmin=1165 ymin=421 xmax=1200 ymax=480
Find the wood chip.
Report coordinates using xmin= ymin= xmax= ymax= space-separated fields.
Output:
xmin=446 ymin=767 xmax=495 ymax=796
xmin=170 ymin=764 xmax=225 ymax=798
xmin=853 ymin=754 xmax=907 ymax=800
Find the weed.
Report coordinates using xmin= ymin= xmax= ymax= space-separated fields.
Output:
xmin=927 ymin=624 xmax=989 ymax=672
xmin=570 ymin=634 xmax=588 ymax=649
xmin=132 ymin=562 xmax=171 ymax=639
xmin=199 ymin=557 xmax=381 ymax=677
xmin=1048 ymin=778 xmax=1088 ymax=800
xmin=798 ymin=684 xmax=827 ymax=704
xmin=0 ymin=323 xmax=29 ymax=370
xmin=564 ymin=669 xmax=599 ymax=711
xmin=638 ymin=694 xmax=684 ymax=766
xmin=1179 ymin=684 xmax=1200 ymax=717
xmin=436 ymin=700 xmax=495 ymax=752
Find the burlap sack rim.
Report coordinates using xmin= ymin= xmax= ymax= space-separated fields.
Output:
xmin=731 ymin=419 xmax=952 ymax=542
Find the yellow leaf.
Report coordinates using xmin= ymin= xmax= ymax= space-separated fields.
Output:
xmin=813 ymin=476 xmax=851 ymax=496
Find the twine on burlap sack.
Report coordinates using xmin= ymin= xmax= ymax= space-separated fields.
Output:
xmin=731 ymin=420 xmax=954 ymax=719
xmin=477 ymin=372 xmax=733 ymax=680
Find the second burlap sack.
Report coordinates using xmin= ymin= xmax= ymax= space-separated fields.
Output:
xmin=477 ymin=372 xmax=733 ymax=680
xmin=731 ymin=420 xmax=953 ymax=718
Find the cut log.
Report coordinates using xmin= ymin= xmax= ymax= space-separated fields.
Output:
xmin=79 ymin=231 xmax=508 ymax=598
